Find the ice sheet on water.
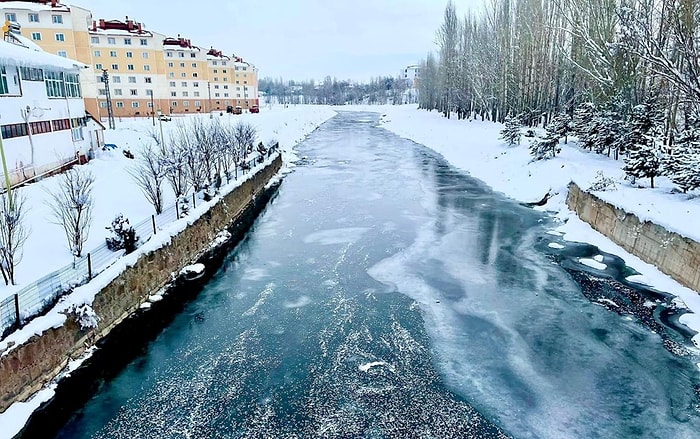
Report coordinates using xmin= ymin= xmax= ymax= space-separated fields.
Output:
xmin=303 ymin=227 xmax=370 ymax=245
xmin=283 ymin=295 xmax=311 ymax=309
xmin=579 ymin=257 xmax=607 ymax=270
xmin=548 ymin=242 xmax=565 ymax=249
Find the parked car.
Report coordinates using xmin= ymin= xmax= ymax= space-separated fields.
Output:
xmin=249 ymin=105 xmax=260 ymax=113
xmin=158 ymin=114 xmax=172 ymax=122
xmin=226 ymin=105 xmax=234 ymax=114
xmin=233 ymin=106 xmax=243 ymax=115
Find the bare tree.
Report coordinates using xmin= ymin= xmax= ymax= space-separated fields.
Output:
xmin=130 ymin=143 xmax=166 ymax=214
xmin=48 ymin=168 xmax=95 ymax=257
xmin=0 ymin=191 xmax=29 ymax=285
xmin=234 ymin=122 xmax=257 ymax=160
xmin=163 ymin=131 xmax=190 ymax=199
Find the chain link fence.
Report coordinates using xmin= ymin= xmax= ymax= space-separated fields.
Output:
xmin=0 ymin=147 xmax=278 ymax=338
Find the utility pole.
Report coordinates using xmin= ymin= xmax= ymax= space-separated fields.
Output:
xmin=150 ymin=92 xmax=155 ymax=126
xmin=102 ymin=69 xmax=115 ymax=130
xmin=207 ymin=81 xmax=212 ymax=119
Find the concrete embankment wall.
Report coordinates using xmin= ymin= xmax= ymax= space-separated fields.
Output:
xmin=0 ymin=155 xmax=282 ymax=413
xmin=566 ymin=182 xmax=700 ymax=294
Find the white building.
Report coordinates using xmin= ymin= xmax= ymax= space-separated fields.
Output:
xmin=0 ymin=35 xmax=103 ymax=187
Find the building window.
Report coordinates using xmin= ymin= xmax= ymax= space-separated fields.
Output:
xmin=52 ymin=14 xmax=63 ymax=24
xmin=113 ymin=76 xmax=121 ymax=83
xmin=193 ymin=82 xmax=199 ymax=87
xmin=20 ymin=66 xmax=43 ymax=81
xmin=28 ymin=13 xmax=39 ymax=22
xmin=143 ymin=65 xmax=150 ymax=71
xmin=4 ymin=13 xmax=16 ymax=22
xmin=182 ymin=91 xmax=188 ymax=97
xmin=126 ymin=51 xmax=133 ymax=58
xmin=108 ymin=37 xmax=116 ymax=45
xmin=116 ymin=102 xmax=124 ymax=108
xmin=178 ymin=52 xmax=184 ymax=58
xmin=166 ymin=51 xmax=173 ymax=57
xmin=1 ymin=123 xmax=28 ymax=139
xmin=31 ymin=32 xmax=41 ymax=41
xmin=91 ymin=36 xmax=100 ymax=44
xmin=127 ymin=64 xmax=134 ymax=71
xmin=212 ymin=61 xmax=217 ymax=66
xmin=109 ymin=51 xmax=117 ymax=57
xmin=215 ymin=93 xmax=220 ymax=97
xmin=179 ymin=62 xmax=185 ymax=68
xmin=190 ymin=53 xmax=195 ymax=58
xmin=194 ymin=101 xmax=201 ymax=106
xmin=99 ymin=101 xmax=107 ymax=108
xmin=72 ymin=127 xmax=83 ymax=141
xmin=145 ymin=77 xmax=152 ymax=83
xmin=224 ymin=93 xmax=228 ymax=97
xmin=214 ymin=77 xmax=218 ymax=82
xmin=57 ymin=51 xmax=67 ymax=58
xmin=213 ymin=69 xmax=218 ymax=73
xmin=191 ymin=63 xmax=196 ymax=68
xmin=146 ymin=89 xmax=153 ymax=96
xmin=192 ymin=72 xmax=198 ymax=78
xmin=169 ymin=81 xmax=176 ymax=87
xmin=214 ymin=85 xmax=219 ymax=89
xmin=169 ymin=72 xmax=174 ymax=78
xmin=171 ymin=91 xmax=177 ymax=97
xmin=130 ymin=89 xmax=137 ymax=96
xmin=222 ymin=69 xmax=227 ymax=74
xmin=168 ymin=62 xmax=174 ymax=68
xmin=140 ymin=38 xmax=148 ymax=46
xmin=223 ymin=77 xmax=228 ymax=82
xmin=51 ymin=118 xmax=70 ymax=131
xmin=181 ymin=81 xmax=187 ymax=87
xmin=180 ymin=72 xmax=186 ymax=78
xmin=194 ymin=92 xmax=200 ymax=97
xmin=55 ymin=33 xmax=65 ymax=42
xmin=142 ymin=52 xmax=149 ymax=59
xmin=114 ymin=89 xmax=122 ymax=95
xmin=223 ymin=85 xmax=228 ymax=89
xmin=93 ymin=50 xmax=101 ymax=57
xmin=147 ymin=101 xmax=153 ymax=108
xmin=65 ymin=73 xmax=80 ymax=98
xmin=172 ymin=101 xmax=177 ymax=106
xmin=111 ymin=64 xmax=119 ymax=70
xmin=124 ymin=38 xmax=132 ymax=45
xmin=183 ymin=101 xmax=189 ymax=107
xmin=0 ymin=66 xmax=20 ymax=95
xmin=132 ymin=101 xmax=139 ymax=108
xmin=29 ymin=121 xmax=51 ymax=134
xmin=95 ymin=63 xmax=103 ymax=70
xmin=128 ymin=76 xmax=136 ymax=83
xmin=44 ymin=70 xmax=65 ymax=98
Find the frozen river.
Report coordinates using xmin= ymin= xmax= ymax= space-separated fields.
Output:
xmin=34 ymin=112 xmax=700 ymax=438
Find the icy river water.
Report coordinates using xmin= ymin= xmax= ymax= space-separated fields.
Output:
xmin=44 ymin=112 xmax=700 ymax=438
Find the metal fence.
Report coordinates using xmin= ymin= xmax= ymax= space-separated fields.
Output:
xmin=0 ymin=147 xmax=278 ymax=338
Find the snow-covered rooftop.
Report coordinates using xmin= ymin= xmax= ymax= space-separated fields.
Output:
xmin=0 ymin=39 xmax=86 ymax=70
xmin=0 ymin=1 xmax=69 ymax=12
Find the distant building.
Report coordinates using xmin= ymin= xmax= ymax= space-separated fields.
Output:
xmin=0 ymin=35 xmax=103 ymax=187
xmin=402 ymin=64 xmax=420 ymax=104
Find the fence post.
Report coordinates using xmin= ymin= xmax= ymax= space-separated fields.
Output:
xmin=175 ymin=199 xmax=179 ymax=219
xmin=14 ymin=293 xmax=20 ymax=328
xmin=87 ymin=253 xmax=92 ymax=280
xmin=152 ymin=215 xmax=156 ymax=235
xmin=192 ymin=192 xmax=196 ymax=208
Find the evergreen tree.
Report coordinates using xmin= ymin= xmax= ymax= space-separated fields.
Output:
xmin=666 ymin=122 xmax=700 ymax=192
xmin=623 ymin=99 xmax=665 ymax=188
xmin=500 ymin=115 xmax=521 ymax=146
xmin=548 ymin=113 xmax=572 ymax=144
xmin=572 ymin=103 xmax=598 ymax=151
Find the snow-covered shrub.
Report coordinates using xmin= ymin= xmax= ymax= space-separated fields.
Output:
xmin=72 ymin=303 xmax=99 ymax=330
xmin=178 ymin=195 xmax=190 ymax=218
xmin=529 ymin=135 xmax=561 ymax=161
xmin=588 ymin=171 xmax=618 ymax=192
xmin=105 ymin=214 xmax=138 ymax=253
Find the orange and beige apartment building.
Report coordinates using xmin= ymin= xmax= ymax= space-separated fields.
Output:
xmin=0 ymin=0 xmax=259 ymax=119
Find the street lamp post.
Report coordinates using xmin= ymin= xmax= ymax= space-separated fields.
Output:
xmin=150 ymin=92 xmax=155 ymax=126
xmin=156 ymin=109 xmax=165 ymax=153
xmin=207 ymin=81 xmax=212 ymax=119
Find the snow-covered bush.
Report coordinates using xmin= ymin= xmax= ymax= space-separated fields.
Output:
xmin=178 ymin=195 xmax=190 ymax=218
xmin=500 ymin=115 xmax=521 ymax=146
xmin=72 ymin=303 xmax=99 ymax=330
xmin=529 ymin=135 xmax=561 ymax=161
xmin=105 ymin=214 xmax=138 ymax=253
xmin=588 ymin=171 xmax=618 ymax=192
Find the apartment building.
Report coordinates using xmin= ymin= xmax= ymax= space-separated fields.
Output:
xmin=88 ymin=18 xmax=168 ymax=118
xmin=1 ymin=0 xmax=260 ymax=118
xmin=0 ymin=37 xmax=103 ymax=186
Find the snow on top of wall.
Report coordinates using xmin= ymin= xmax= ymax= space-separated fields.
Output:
xmin=0 ymin=2 xmax=68 ymax=12
xmin=0 ymin=39 xmax=86 ymax=70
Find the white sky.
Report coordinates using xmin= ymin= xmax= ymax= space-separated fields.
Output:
xmin=67 ymin=0 xmax=483 ymax=81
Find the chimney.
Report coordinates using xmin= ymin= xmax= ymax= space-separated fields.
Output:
xmin=99 ymin=19 xmax=105 ymax=29
xmin=92 ymin=20 xmax=96 ymax=31
xmin=137 ymin=23 xmax=142 ymax=34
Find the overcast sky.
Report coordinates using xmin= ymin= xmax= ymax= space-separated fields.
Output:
xmin=68 ymin=0 xmax=483 ymax=82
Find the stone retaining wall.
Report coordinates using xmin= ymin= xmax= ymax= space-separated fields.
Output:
xmin=0 ymin=156 xmax=282 ymax=413
xmin=566 ymin=182 xmax=700 ymax=294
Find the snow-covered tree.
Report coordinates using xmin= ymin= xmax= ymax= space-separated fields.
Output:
xmin=130 ymin=142 xmax=166 ymax=215
xmin=548 ymin=113 xmax=572 ymax=144
xmin=500 ymin=115 xmax=521 ymax=146
xmin=572 ymin=103 xmax=598 ymax=151
xmin=47 ymin=168 xmax=94 ymax=257
xmin=530 ymin=135 xmax=561 ymax=161
xmin=0 ymin=191 xmax=29 ymax=285
xmin=665 ymin=122 xmax=700 ymax=192
xmin=623 ymin=99 xmax=665 ymax=188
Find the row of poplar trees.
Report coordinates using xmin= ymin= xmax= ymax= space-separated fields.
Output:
xmin=419 ymin=0 xmax=700 ymax=191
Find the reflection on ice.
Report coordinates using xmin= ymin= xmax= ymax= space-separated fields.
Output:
xmin=303 ymin=227 xmax=370 ymax=245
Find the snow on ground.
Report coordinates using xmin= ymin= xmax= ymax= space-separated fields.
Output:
xmin=0 ymin=105 xmax=335 ymax=302
xmin=367 ymin=104 xmax=700 ymax=346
